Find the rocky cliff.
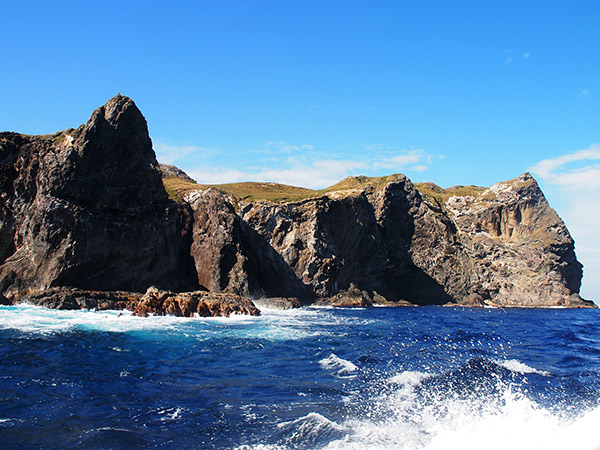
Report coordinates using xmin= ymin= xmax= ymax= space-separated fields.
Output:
xmin=0 ymin=95 xmax=197 ymax=298
xmin=0 ymin=96 xmax=594 ymax=309
xmin=176 ymin=173 xmax=592 ymax=307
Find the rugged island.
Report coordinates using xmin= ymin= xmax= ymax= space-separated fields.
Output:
xmin=0 ymin=95 xmax=594 ymax=315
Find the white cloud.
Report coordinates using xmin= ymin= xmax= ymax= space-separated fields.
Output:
xmin=179 ymin=143 xmax=434 ymax=189
xmin=188 ymin=160 xmax=364 ymax=189
xmin=153 ymin=141 xmax=200 ymax=164
xmin=530 ymin=145 xmax=600 ymax=189
xmin=530 ymin=144 xmax=600 ymax=302
xmin=504 ymin=49 xmax=532 ymax=64
xmin=373 ymin=150 xmax=425 ymax=169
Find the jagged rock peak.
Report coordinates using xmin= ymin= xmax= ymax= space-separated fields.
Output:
xmin=160 ymin=163 xmax=195 ymax=181
xmin=82 ymin=95 xmax=152 ymax=153
xmin=66 ymin=94 xmax=167 ymax=209
xmin=93 ymin=94 xmax=141 ymax=126
xmin=0 ymin=95 xmax=196 ymax=297
xmin=519 ymin=171 xmax=533 ymax=181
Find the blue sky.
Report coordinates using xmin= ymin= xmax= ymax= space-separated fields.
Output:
xmin=1 ymin=1 xmax=599 ymax=300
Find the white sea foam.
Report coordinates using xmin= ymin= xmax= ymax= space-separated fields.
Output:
xmin=277 ymin=412 xmax=344 ymax=432
xmin=0 ymin=418 xmax=22 ymax=426
xmin=495 ymin=358 xmax=550 ymax=376
xmin=0 ymin=303 xmax=366 ymax=343
xmin=319 ymin=354 xmax=358 ymax=377
xmin=236 ymin=363 xmax=600 ymax=450
xmin=245 ymin=306 xmax=374 ymax=341
xmin=319 ymin=383 xmax=600 ymax=450
xmin=0 ymin=304 xmax=197 ymax=334
xmin=0 ymin=304 xmax=267 ymax=337
xmin=157 ymin=406 xmax=184 ymax=421
xmin=234 ymin=389 xmax=600 ymax=450
xmin=421 ymin=403 xmax=600 ymax=450
xmin=277 ymin=413 xmax=346 ymax=448
xmin=388 ymin=370 xmax=431 ymax=386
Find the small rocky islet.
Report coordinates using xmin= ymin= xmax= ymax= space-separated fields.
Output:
xmin=0 ymin=95 xmax=595 ymax=316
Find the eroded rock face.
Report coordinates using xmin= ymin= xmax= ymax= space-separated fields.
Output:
xmin=441 ymin=173 xmax=585 ymax=307
xmin=0 ymin=95 xmax=197 ymax=298
xmin=184 ymin=174 xmax=593 ymax=307
xmin=185 ymin=188 xmax=315 ymax=300
xmin=0 ymin=96 xmax=592 ymax=310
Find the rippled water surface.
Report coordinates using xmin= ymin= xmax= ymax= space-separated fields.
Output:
xmin=1 ymin=304 xmax=599 ymax=449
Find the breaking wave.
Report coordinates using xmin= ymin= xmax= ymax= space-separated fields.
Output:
xmin=1 ymin=303 xmax=599 ymax=449
xmin=319 ymin=354 xmax=358 ymax=378
xmin=239 ymin=358 xmax=600 ymax=450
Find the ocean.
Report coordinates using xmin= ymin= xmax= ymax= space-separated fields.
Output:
xmin=0 ymin=304 xmax=599 ymax=450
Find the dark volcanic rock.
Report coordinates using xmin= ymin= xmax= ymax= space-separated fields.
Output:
xmin=183 ymin=177 xmax=458 ymax=305
xmin=0 ymin=95 xmax=197 ymax=298
xmin=14 ymin=286 xmax=260 ymax=317
xmin=186 ymin=188 xmax=314 ymax=300
xmin=16 ymin=287 xmax=141 ymax=310
xmin=322 ymin=284 xmax=374 ymax=307
xmin=254 ymin=297 xmax=303 ymax=310
xmin=1 ymin=96 xmax=593 ymax=310
xmin=0 ymin=292 xmax=10 ymax=306
xmin=181 ymin=174 xmax=594 ymax=308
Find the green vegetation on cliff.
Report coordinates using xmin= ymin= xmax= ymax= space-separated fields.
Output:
xmin=163 ymin=172 xmax=487 ymax=206
xmin=414 ymin=182 xmax=486 ymax=205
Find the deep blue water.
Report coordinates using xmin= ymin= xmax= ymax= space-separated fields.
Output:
xmin=1 ymin=304 xmax=599 ymax=449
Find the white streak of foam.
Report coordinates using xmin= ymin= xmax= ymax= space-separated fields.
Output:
xmin=0 ymin=303 xmax=366 ymax=342
xmin=495 ymin=359 xmax=550 ymax=376
xmin=0 ymin=304 xmax=262 ymax=336
xmin=319 ymin=354 xmax=358 ymax=377
xmin=388 ymin=370 xmax=432 ymax=386
xmin=277 ymin=412 xmax=344 ymax=431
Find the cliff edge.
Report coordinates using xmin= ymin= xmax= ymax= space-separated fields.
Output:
xmin=174 ymin=172 xmax=592 ymax=307
xmin=0 ymin=96 xmax=594 ymax=309
xmin=0 ymin=95 xmax=197 ymax=298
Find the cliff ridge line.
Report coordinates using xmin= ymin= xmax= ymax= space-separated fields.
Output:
xmin=0 ymin=96 xmax=594 ymax=311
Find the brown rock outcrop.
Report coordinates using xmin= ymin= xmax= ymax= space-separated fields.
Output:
xmin=13 ymin=286 xmax=260 ymax=317
xmin=130 ymin=286 xmax=260 ymax=317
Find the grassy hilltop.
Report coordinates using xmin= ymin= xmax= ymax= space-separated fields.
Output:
xmin=162 ymin=172 xmax=487 ymax=206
